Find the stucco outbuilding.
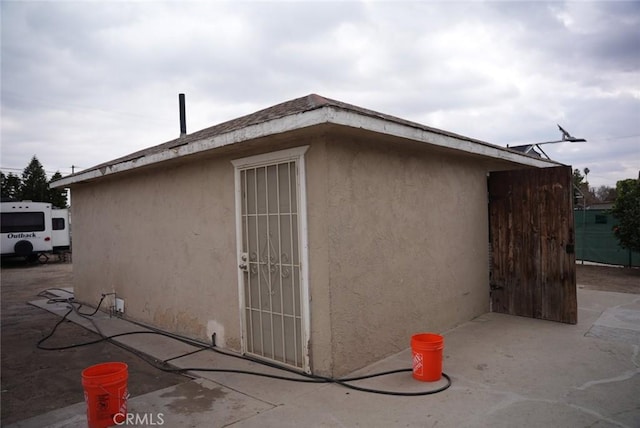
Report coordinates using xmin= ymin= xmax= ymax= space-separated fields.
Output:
xmin=53 ymin=94 xmax=576 ymax=377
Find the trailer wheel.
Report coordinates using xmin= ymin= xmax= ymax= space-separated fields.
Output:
xmin=14 ymin=240 xmax=34 ymax=257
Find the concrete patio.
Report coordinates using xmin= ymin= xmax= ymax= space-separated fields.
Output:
xmin=8 ymin=287 xmax=640 ymax=428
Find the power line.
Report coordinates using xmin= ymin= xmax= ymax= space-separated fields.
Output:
xmin=603 ymin=134 xmax=640 ymax=141
xmin=2 ymin=90 xmax=169 ymax=125
xmin=1 ymin=166 xmax=77 ymax=175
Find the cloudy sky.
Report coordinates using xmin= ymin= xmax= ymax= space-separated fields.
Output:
xmin=2 ymin=0 xmax=639 ymax=189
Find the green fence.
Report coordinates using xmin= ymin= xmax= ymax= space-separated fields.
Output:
xmin=574 ymin=209 xmax=640 ymax=267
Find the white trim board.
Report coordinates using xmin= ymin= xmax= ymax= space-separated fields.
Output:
xmin=53 ymin=107 xmax=558 ymax=188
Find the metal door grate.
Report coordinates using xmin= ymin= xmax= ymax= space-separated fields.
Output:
xmin=240 ymin=161 xmax=303 ymax=368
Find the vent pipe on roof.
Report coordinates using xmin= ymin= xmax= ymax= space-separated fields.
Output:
xmin=179 ymin=93 xmax=187 ymax=137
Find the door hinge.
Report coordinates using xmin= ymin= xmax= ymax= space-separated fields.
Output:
xmin=490 ymin=282 xmax=503 ymax=291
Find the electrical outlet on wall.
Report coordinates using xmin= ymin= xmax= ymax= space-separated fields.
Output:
xmin=115 ymin=298 xmax=125 ymax=314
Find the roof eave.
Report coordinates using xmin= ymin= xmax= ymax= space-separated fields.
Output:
xmin=51 ymin=107 xmax=330 ymax=188
xmin=326 ymin=107 xmax=560 ymax=168
xmin=51 ymin=106 xmax=559 ymax=188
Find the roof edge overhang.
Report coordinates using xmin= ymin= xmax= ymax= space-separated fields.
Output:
xmin=52 ymin=105 xmax=561 ymax=188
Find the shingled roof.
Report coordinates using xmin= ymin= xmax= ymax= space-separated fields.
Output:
xmin=91 ymin=94 xmax=481 ymax=168
xmin=52 ymin=93 xmax=559 ymax=187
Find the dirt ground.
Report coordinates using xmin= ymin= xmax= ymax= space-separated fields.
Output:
xmin=0 ymin=260 xmax=638 ymax=425
xmin=0 ymin=259 xmax=187 ymax=426
xmin=576 ymin=263 xmax=640 ymax=294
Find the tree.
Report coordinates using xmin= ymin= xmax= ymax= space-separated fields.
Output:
xmin=595 ymin=185 xmax=617 ymax=203
xmin=610 ymin=177 xmax=640 ymax=254
xmin=572 ymin=168 xmax=597 ymax=206
xmin=573 ymin=168 xmax=584 ymax=188
xmin=573 ymin=169 xmax=585 ymax=206
xmin=20 ymin=156 xmax=50 ymax=202
xmin=1 ymin=172 xmax=22 ymax=201
xmin=2 ymin=158 xmax=68 ymax=206
xmin=48 ymin=171 xmax=68 ymax=208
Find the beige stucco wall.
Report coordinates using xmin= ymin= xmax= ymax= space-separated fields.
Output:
xmin=69 ymin=126 xmax=533 ymax=378
xmin=71 ymin=154 xmax=242 ymax=348
xmin=324 ymin=135 xmax=492 ymax=376
xmin=70 ymin=133 xmax=335 ymax=371
xmin=303 ymin=141 xmax=334 ymax=375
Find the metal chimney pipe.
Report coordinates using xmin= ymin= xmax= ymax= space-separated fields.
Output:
xmin=179 ymin=93 xmax=186 ymax=137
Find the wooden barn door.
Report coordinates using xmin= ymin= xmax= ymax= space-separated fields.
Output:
xmin=489 ymin=166 xmax=577 ymax=324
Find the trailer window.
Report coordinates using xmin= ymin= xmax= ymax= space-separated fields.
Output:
xmin=1 ymin=212 xmax=46 ymax=233
xmin=52 ymin=218 xmax=66 ymax=230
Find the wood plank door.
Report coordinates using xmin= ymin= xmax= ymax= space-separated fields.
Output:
xmin=489 ymin=166 xmax=577 ymax=324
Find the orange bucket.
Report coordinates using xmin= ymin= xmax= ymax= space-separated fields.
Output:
xmin=81 ymin=362 xmax=129 ymax=428
xmin=411 ymin=333 xmax=444 ymax=382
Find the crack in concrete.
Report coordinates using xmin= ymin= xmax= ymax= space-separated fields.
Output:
xmin=567 ymin=403 xmax=632 ymax=428
xmin=614 ymin=297 xmax=640 ymax=309
xmin=453 ymin=373 xmax=636 ymax=427
xmin=573 ymin=369 xmax=640 ymax=391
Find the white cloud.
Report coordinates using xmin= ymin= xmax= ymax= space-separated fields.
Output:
xmin=1 ymin=0 xmax=638 ymax=189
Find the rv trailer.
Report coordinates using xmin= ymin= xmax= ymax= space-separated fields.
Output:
xmin=1 ymin=201 xmax=70 ymax=261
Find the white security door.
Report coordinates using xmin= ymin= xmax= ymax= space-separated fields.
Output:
xmin=232 ymin=147 xmax=310 ymax=372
